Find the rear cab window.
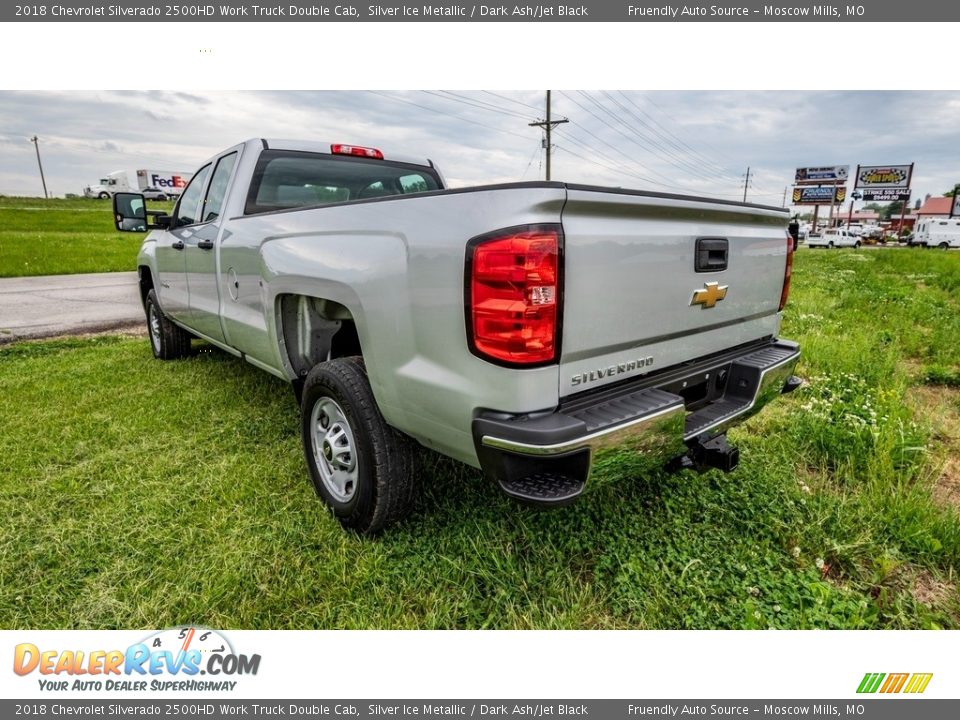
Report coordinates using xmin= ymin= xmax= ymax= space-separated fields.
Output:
xmin=244 ymin=150 xmax=442 ymax=215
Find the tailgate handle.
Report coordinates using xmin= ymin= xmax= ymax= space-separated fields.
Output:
xmin=695 ymin=238 xmax=728 ymax=272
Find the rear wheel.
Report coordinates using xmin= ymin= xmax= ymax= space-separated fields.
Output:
xmin=300 ymin=357 xmax=417 ymax=535
xmin=828 ymin=241 xmax=834 ymax=249
xmin=98 ymin=192 xmax=110 ymax=200
xmin=145 ymin=289 xmax=191 ymax=360
xmin=854 ymin=241 xmax=861 ymax=249
xmin=940 ymin=242 xmax=950 ymax=250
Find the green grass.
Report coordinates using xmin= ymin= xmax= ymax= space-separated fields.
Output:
xmin=1 ymin=248 xmax=959 ymax=629
xmin=0 ymin=196 xmax=173 ymax=278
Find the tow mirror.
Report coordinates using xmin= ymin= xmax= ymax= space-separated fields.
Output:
xmin=113 ymin=192 xmax=147 ymax=232
xmin=113 ymin=192 xmax=173 ymax=232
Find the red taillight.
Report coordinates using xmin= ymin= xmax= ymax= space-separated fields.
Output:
xmin=330 ymin=144 xmax=384 ymax=160
xmin=779 ymin=231 xmax=794 ymax=311
xmin=467 ymin=226 xmax=561 ymax=366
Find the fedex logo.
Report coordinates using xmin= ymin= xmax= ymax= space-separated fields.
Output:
xmin=151 ymin=174 xmax=188 ymax=189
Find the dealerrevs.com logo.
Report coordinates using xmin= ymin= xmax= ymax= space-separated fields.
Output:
xmin=13 ymin=627 xmax=260 ymax=693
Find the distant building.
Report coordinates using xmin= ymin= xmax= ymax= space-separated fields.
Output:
xmin=887 ymin=213 xmax=916 ymax=232
xmin=848 ymin=210 xmax=880 ymax=223
xmin=916 ymin=196 xmax=953 ymax=218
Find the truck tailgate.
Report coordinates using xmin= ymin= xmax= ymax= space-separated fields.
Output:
xmin=559 ymin=187 xmax=789 ymax=397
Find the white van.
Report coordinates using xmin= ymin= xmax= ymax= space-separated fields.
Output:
xmin=915 ymin=217 xmax=960 ymax=249
xmin=807 ymin=228 xmax=861 ymax=249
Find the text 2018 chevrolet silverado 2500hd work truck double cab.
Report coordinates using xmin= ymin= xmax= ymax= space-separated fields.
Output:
xmin=113 ymin=138 xmax=801 ymax=534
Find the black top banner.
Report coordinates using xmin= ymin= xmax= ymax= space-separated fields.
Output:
xmin=5 ymin=0 xmax=959 ymax=22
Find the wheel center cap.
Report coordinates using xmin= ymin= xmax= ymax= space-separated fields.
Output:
xmin=322 ymin=441 xmax=333 ymax=461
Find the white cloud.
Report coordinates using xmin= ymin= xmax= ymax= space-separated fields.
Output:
xmin=1 ymin=90 xmax=958 ymax=206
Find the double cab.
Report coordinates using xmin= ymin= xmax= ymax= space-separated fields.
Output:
xmin=114 ymin=138 xmax=801 ymax=534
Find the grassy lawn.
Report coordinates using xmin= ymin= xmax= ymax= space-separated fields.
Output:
xmin=1 ymin=248 xmax=959 ymax=629
xmin=0 ymin=196 xmax=173 ymax=278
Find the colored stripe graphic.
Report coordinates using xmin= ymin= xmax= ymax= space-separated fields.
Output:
xmin=857 ymin=673 xmax=885 ymax=693
xmin=880 ymin=673 xmax=909 ymax=693
xmin=857 ymin=672 xmax=932 ymax=694
xmin=904 ymin=674 xmax=934 ymax=694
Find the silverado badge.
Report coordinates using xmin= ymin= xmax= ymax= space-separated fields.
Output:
xmin=690 ymin=281 xmax=728 ymax=309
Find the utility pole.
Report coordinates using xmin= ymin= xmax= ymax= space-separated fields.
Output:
xmin=742 ymin=166 xmax=751 ymax=202
xmin=30 ymin=136 xmax=49 ymax=199
xmin=528 ymin=90 xmax=568 ymax=181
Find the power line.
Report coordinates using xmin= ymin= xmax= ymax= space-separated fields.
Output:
xmin=424 ymin=90 xmax=533 ymax=120
xmin=482 ymin=90 xmax=542 ymax=112
xmin=519 ymin=141 xmax=541 ymax=181
xmin=570 ymin=90 xmax=728 ymax=186
xmin=553 ymin=137 xmax=782 ymax=200
xmin=556 ymin=91 xmax=682 ymax=186
xmin=369 ymin=91 xmax=533 ymax=141
xmin=640 ymin=92 xmax=743 ymax=168
xmin=615 ymin=91 xmax=737 ymax=178
xmin=553 ymin=128 xmax=658 ymax=185
xmin=587 ymin=90 xmax=728 ymax=183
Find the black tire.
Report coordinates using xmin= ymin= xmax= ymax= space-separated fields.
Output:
xmin=828 ymin=241 xmax=834 ymax=249
xmin=300 ymin=357 xmax=416 ymax=535
xmin=940 ymin=243 xmax=949 ymax=250
xmin=854 ymin=241 xmax=861 ymax=249
xmin=145 ymin=289 xmax=191 ymax=360
xmin=98 ymin=192 xmax=110 ymax=200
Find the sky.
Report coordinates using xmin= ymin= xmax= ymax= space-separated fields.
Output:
xmin=1 ymin=90 xmax=958 ymax=211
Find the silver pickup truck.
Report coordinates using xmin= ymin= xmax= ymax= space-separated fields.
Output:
xmin=114 ymin=138 xmax=801 ymax=534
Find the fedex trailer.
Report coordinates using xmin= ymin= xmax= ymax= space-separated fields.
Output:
xmin=135 ymin=169 xmax=192 ymax=196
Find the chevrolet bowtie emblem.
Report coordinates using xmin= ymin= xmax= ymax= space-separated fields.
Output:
xmin=691 ymin=281 xmax=728 ymax=309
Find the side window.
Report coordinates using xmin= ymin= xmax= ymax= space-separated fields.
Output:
xmin=202 ymin=152 xmax=238 ymax=223
xmin=399 ymin=174 xmax=430 ymax=193
xmin=174 ymin=164 xmax=211 ymax=227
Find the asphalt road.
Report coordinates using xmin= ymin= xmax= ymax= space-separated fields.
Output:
xmin=0 ymin=272 xmax=142 ymax=344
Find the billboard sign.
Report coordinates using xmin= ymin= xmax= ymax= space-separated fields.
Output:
xmin=792 ymin=186 xmax=846 ymax=205
xmin=794 ymin=166 xmax=849 ymax=185
xmin=855 ymin=164 xmax=913 ymax=190
xmin=861 ymin=189 xmax=911 ymax=202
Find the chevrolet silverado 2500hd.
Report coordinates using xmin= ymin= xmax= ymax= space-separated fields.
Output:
xmin=113 ymin=138 xmax=801 ymax=534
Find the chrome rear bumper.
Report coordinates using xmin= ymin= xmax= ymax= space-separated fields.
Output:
xmin=473 ymin=339 xmax=801 ymax=504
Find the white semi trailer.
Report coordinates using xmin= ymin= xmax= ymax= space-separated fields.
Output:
xmin=84 ymin=169 xmax=192 ymax=199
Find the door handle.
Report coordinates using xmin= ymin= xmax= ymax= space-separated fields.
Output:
xmin=171 ymin=241 xmax=184 ymax=250
xmin=695 ymin=237 xmax=728 ymax=272
xmin=197 ymin=240 xmax=214 ymax=250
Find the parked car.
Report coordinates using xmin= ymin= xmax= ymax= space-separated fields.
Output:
xmin=807 ymin=228 xmax=861 ymax=249
xmin=140 ymin=186 xmax=169 ymax=201
xmin=112 ymin=138 xmax=801 ymax=534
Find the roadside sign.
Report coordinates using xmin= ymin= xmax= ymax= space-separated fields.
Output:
xmin=794 ymin=166 xmax=849 ymax=185
xmin=862 ymin=189 xmax=911 ymax=202
xmin=792 ymin=186 xmax=846 ymax=204
xmin=855 ymin=164 xmax=913 ymax=189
